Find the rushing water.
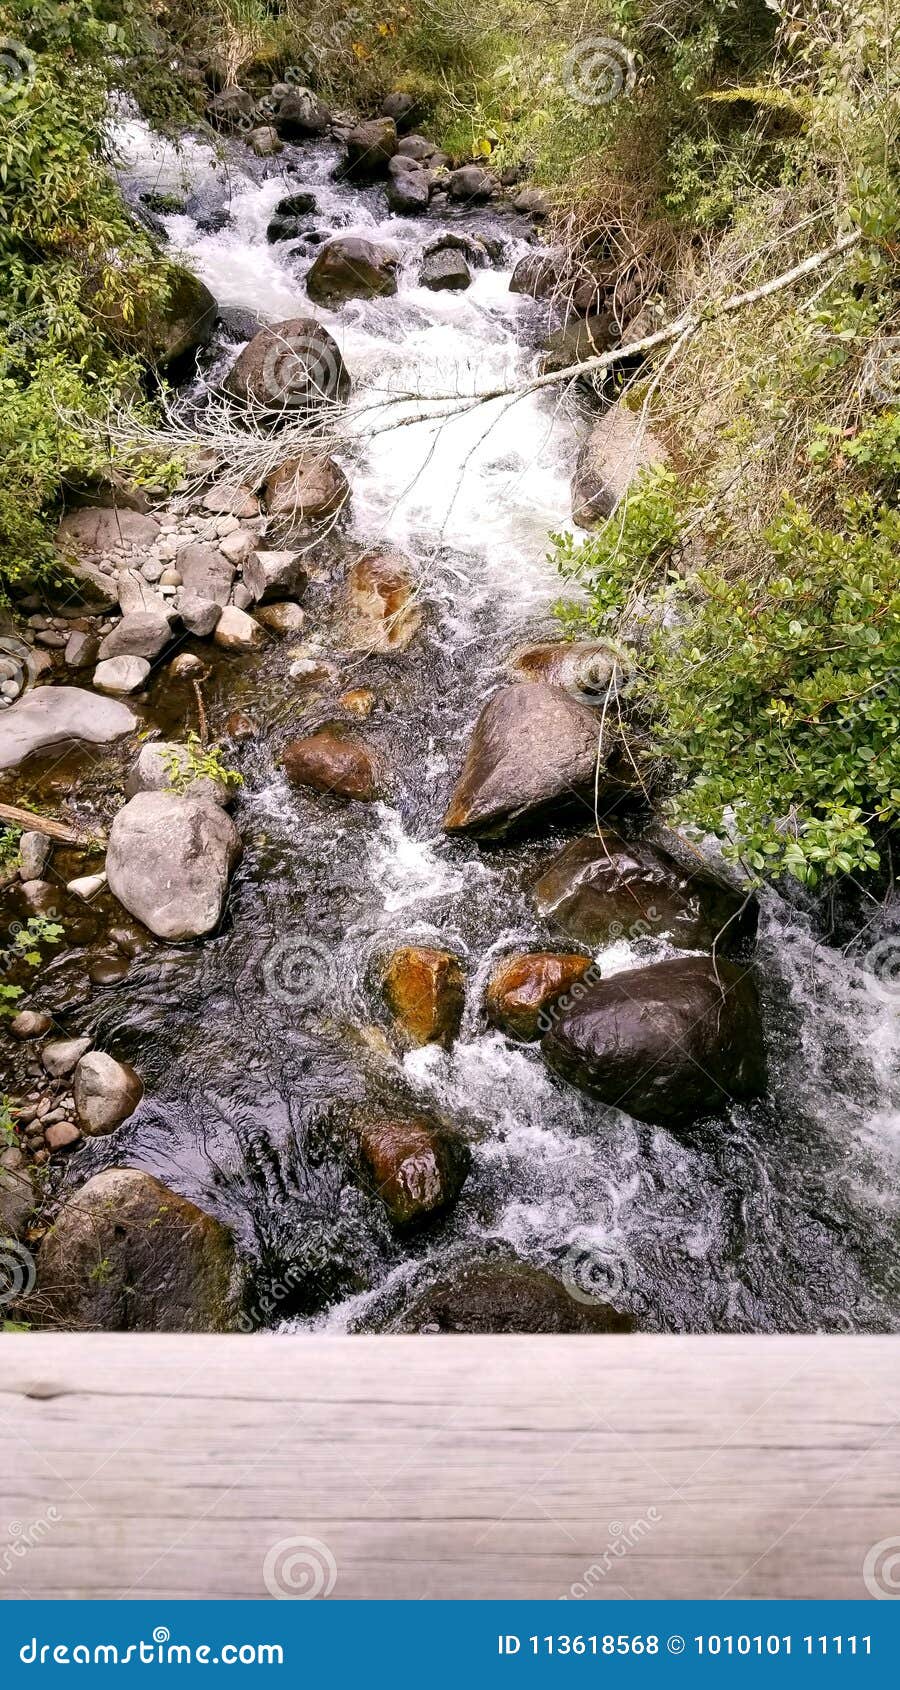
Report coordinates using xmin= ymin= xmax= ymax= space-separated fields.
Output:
xmin=54 ymin=113 xmax=900 ymax=1332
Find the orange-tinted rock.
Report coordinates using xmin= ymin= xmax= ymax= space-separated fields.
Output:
xmin=339 ymin=688 xmax=375 ymax=717
xmin=263 ymin=454 xmax=349 ymax=523
xmin=346 ymin=549 xmax=422 ymax=651
xmin=282 ymin=724 xmax=385 ymax=801
xmin=358 ymin=1115 xmax=470 ymax=1226
xmin=382 ymin=946 xmax=465 ymax=1046
xmin=485 ymin=951 xmax=592 ymax=1042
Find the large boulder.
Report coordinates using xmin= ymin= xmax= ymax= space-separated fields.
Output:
xmin=541 ymin=312 xmax=620 ymax=374
xmin=448 ymin=165 xmax=494 ymax=202
xmin=106 ymin=792 xmax=242 ymax=940
xmin=92 ymin=656 xmax=150 ymax=696
xmin=56 ymin=507 xmax=160 ymax=607
xmin=485 ymin=951 xmax=592 ymax=1042
xmin=507 ymin=639 xmax=622 ymax=700
xmin=542 ymin=957 xmax=766 ymax=1130
xmin=345 ymin=549 xmax=421 ymax=650
xmin=306 ymin=236 xmax=399 ymax=306
xmin=0 ymin=1148 xmax=34 ymax=1241
xmin=100 ymin=265 xmax=217 ymax=371
xmin=368 ymin=1255 xmax=634 ymax=1334
xmin=38 ymin=1169 xmax=241 ymax=1331
xmin=572 ymin=403 xmax=669 ymax=528
xmin=342 ymin=117 xmax=397 ymax=181
xmin=420 ymin=248 xmax=471 ymax=291
xmin=125 ymin=740 xmax=233 ymax=806
xmin=224 ymin=317 xmax=350 ymax=413
xmin=243 ymin=549 xmax=308 ymax=604
xmin=357 ymin=1116 xmax=470 ymax=1227
xmin=73 ymin=1051 xmax=143 ymax=1136
xmin=282 ymin=725 xmax=385 ymax=802
xmin=208 ymin=86 xmax=253 ymax=130
xmin=532 ymin=831 xmax=758 ymax=953
xmin=509 ymin=248 xmax=568 ymax=299
xmin=0 ymin=686 xmax=135 ymax=771
xmin=97 ymin=610 xmax=172 ymax=662
xmin=176 ymin=542 xmax=234 ymax=606
xmin=382 ymin=946 xmax=465 ymax=1047
xmin=381 ymin=91 xmax=421 ymax=134
xmin=386 ymin=171 xmax=430 ymax=215
xmin=442 ymin=682 xmax=607 ymax=840
xmin=263 ymin=455 xmax=349 ymax=524
xmin=273 ymin=86 xmax=330 ymax=138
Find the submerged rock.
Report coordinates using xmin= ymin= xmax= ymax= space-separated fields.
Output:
xmin=531 ymin=830 xmax=758 ymax=953
xmin=420 ymin=247 xmax=471 ymax=291
xmin=73 ymin=1050 xmax=143 ymax=1135
xmin=342 ymin=117 xmax=398 ymax=181
xmin=282 ymin=725 xmax=385 ymax=802
xmin=106 ymin=792 xmax=242 ymax=941
xmin=442 ymin=682 xmax=607 ymax=839
xmin=224 ymin=317 xmax=350 ymax=413
xmin=357 ymin=1115 xmax=470 ymax=1226
xmin=306 ymin=236 xmax=399 ymax=306
xmin=542 ymin=956 xmax=766 ymax=1130
xmin=38 ymin=1168 xmax=241 ymax=1331
xmin=0 ymin=687 xmax=135 ymax=770
xmin=382 ymin=946 xmax=465 ymax=1047
xmin=485 ymin=951 xmax=592 ymax=1042
xmin=370 ymin=1255 xmax=634 ymax=1333
xmin=263 ymin=454 xmax=350 ymax=524
xmin=345 ymin=548 xmax=421 ymax=650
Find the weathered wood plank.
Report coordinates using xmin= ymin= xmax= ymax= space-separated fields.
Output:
xmin=0 ymin=1336 xmax=896 ymax=1600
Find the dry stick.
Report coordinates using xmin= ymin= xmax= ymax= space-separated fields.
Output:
xmin=0 ymin=804 xmax=105 ymax=847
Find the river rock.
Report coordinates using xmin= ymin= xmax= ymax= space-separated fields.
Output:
xmin=106 ymin=792 xmax=242 ymax=940
xmin=243 ymin=549 xmax=308 ymax=604
xmin=66 ymin=872 xmax=107 ymax=901
xmin=56 ymin=508 xmax=160 ymax=608
xmin=345 ymin=549 xmax=421 ymax=650
xmin=18 ymin=831 xmax=51 ymax=880
xmin=179 ymin=593 xmax=222 ymax=637
xmin=43 ymin=1035 xmax=92 ymax=1078
xmin=263 ymin=454 xmax=349 ymax=524
xmin=282 ymin=725 xmax=385 ymax=802
xmin=513 ymin=186 xmax=550 ymax=219
xmin=274 ymin=86 xmax=330 ymax=138
xmin=38 ymin=1168 xmax=241 ymax=1331
xmin=381 ymin=91 xmax=420 ymax=133
xmin=532 ymin=831 xmax=759 ymax=953
xmin=507 ymin=639 xmax=623 ymax=700
xmin=358 ymin=1115 xmax=470 ymax=1227
xmin=202 ymin=485 xmax=259 ymax=518
xmin=273 ymin=190 xmax=317 ymax=218
xmin=213 ymin=605 xmax=265 ymax=650
xmin=542 ymin=956 xmax=766 ymax=1130
xmin=485 ymin=951 xmax=593 ymax=1042
xmin=92 ymin=656 xmax=150 ymax=695
xmin=125 ymin=741 xmax=233 ymax=806
xmin=342 ymin=117 xmax=397 ymax=181
xmin=209 ymin=86 xmax=253 ymax=129
xmin=398 ymin=135 xmax=437 ymax=161
xmin=375 ymin=1255 xmax=634 ymax=1334
xmin=509 ymin=248 xmax=567 ymax=298
xmin=542 ymin=313 xmax=620 ymax=374
xmin=64 ymin=629 xmax=100 ymax=668
xmin=448 ymin=165 xmax=494 ymax=202
xmin=97 ymin=610 xmax=172 ymax=662
xmin=117 ymin=570 xmax=168 ymax=616
xmin=420 ymin=248 xmax=471 ymax=291
xmin=306 ymin=236 xmax=399 ymax=306
xmin=382 ymin=946 xmax=465 ymax=1047
xmin=572 ymin=403 xmax=669 ymax=528
xmin=386 ymin=171 xmax=430 ymax=214
xmin=224 ymin=317 xmax=351 ymax=413
xmin=73 ymin=1050 xmax=143 ymax=1135
xmin=176 ymin=542 xmax=234 ymax=606
xmin=9 ymin=1009 xmax=52 ymax=1039
xmin=255 ymin=601 xmax=305 ymax=633
xmin=246 ymin=125 xmax=281 ymax=157
xmin=0 ymin=1148 xmax=34 ymax=1240
xmin=442 ymin=682 xmax=607 ymax=840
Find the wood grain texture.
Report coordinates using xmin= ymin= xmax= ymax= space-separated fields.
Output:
xmin=0 ymin=1335 xmax=897 ymax=1601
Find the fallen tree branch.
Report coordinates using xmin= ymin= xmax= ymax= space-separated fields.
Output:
xmin=0 ymin=804 xmax=106 ymax=848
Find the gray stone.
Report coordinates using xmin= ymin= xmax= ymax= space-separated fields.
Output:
xmin=243 ymin=550 xmax=308 ymax=604
xmin=18 ymin=831 xmax=52 ymax=880
xmin=64 ymin=630 xmax=99 ymax=669
xmin=73 ymin=1050 xmax=143 ymax=1135
xmin=67 ymin=872 xmax=107 ymax=901
xmin=213 ymin=606 xmax=265 ymax=650
xmin=117 ymin=571 xmax=170 ymax=617
xmin=43 ymin=1035 xmax=92 ymax=1077
xmin=9 ymin=1010 xmax=52 ymax=1039
xmin=0 ymin=1148 xmax=34 ymax=1240
xmin=0 ymin=686 xmax=136 ymax=771
xmin=179 ymin=593 xmax=222 ymax=637
xmin=125 ymin=741 xmax=233 ymax=806
xmin=97 ymin=611 xmax=172 ymax=662
xmin=177 ymin=543 xmax=235 ymax=606
xmin=92 ymin=656 xmax=151 ymax=695
xmin=420 ymin=248 xmax=471 ymax=291
xmin=106 ymin=791 xmax=242 ymax=940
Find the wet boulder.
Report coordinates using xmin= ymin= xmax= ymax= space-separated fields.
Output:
xmin=382 ymin=946 xmax=465 ymax=1047
xmin=273 ymin=190 xmax=318 ymax=218
xmin=263 ymin=454 xmax=349 ymax=524
xmin=542 ymin=956 xmax=766 ymax=1130
xmin=357 ymin=1115 xmax=470 ymax=1227
xmin=386 ymin=171 xmax=430 ymax=215
xmin=572 ymin=402 xmax=669 ymax=528
xmin=541 ymin=312 xmax=620 ymax=375
xmin=420 ymin=247 xmax=471 ymax=291
xmin=38 ymin=1168 xmax=242 ymax=1331
xmin=246 ymin=125 xmax=281 ymax=157
xmin=345 ymin=548 xmax=421 ymax=650
xmin=274 ymin=86 xmax=331 ymax=138
xmin=106 ymin=791 xmax=242 ymax=941
xmin=224 ymin=317 xmax=350 ymax=413
xmin=507 ymin=639 xmax=623 ymax=701
xmin=448 ymin=165 xmax=494 ymax=203
xmin=282 ymin=725 xmax=385 ymax=802
xmin=370 ymin=1255 xmax=634 ymax=1333
xmin=244 ymin=549 xmax=308 ymax=604
xmin=485 ymin=951 xmax=592 ymax=1042
xmin=532 ymin=831 xmax=758 ymax=953
xmin=0 ymin=687 xmax=136 ymax=771
xmin=306 ymin=236 xmax=399 ymax=306
xmin=342 ymin=116 xmax=398 ymax=181
xmin=509 ymin=248 xmax=568 ymax=298
xmin=442 ymin=682 xmax=608 ymax=840
xmin=73 ymin=1050 xmax=143 ymax=1135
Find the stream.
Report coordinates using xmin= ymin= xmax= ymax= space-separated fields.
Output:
xmin=38 ymin=112 xmax=900 ymax=1333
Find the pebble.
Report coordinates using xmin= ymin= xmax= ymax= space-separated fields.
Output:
xmin=45 ymin=1121 xmax=81 ymax=1150
xmin=9 ymin=1010 xmax=52 ymax=1041
xmin=67 ymin=872 xmax=107 ymax=902
xmin=42 ymin=1035 xmax=92 ymax=1077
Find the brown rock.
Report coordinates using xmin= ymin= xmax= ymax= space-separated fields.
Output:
xmin=371 ymin=1255 xmax=634 ymax=1334
xmin=9 ymin=1010 xmax=53 ymax=1040
xmin=87 ymin=953 xmax=130 ymax=987
xmin=358 ymin=1115 xmax=470 ymax=1226
xmin=507 ymin=639 xmax=623 ymax=700
xmin=442 ymin=682 xmax=607 ymax=840
xmin=263 ymin=454 xmax=349 ymax=524
xmin=282 ymin=724 xmax=385 ymax=801
xmin=306 ymin=237 xmax=399 ymax=306
xmin=339 ymin=688 xmax=375 ymax=718
xmin=224 ymin=710 xmax=259 ymax=741
xmin=572 ymin=403 xmax=669 ymax=529
xmin=345 ymin=549 xmax=421 ymax=651
xmin=485 ymin=951 xmax=592 ymax=1042
xmin=45 ymin=1120 xmax=81 ymax=1150
xmin=382 ymin=947 xmax=465 ymax=1047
